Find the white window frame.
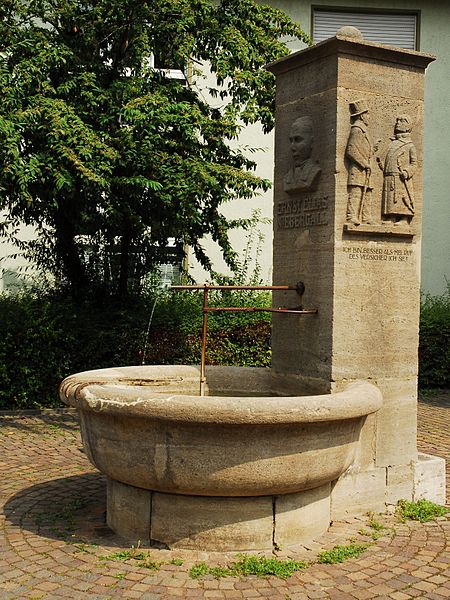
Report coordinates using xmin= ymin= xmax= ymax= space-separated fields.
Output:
xmin=148 ymin=53 xmax=187 ymax=82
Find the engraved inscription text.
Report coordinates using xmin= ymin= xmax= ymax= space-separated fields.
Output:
xmin=343 ymin=246 xmax=413 ymax=263
xmin=277 ymin=195 xmax=329 ymax=229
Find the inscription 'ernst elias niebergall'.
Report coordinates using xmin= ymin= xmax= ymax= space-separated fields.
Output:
xmin=277 ymin=195 xmax=329 ymax=229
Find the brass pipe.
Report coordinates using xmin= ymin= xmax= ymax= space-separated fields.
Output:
xmin=204 ymin=307 xmax=317 ymax=314
xmin=171 ymin=284 xmax=299 ymax=291
xmin=170 ymin=283 xmax=317 ymax=395
xmin=200 ymin=285 xmax=208 ymax=397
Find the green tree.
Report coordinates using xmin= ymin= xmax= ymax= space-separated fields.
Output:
xmin=0 ymin=0 xmax=307 ymax=299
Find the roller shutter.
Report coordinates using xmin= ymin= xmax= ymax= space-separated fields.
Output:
xmin=313 ymin=10 xmax=417 ymax=50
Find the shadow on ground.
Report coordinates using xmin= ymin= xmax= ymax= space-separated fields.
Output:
xmin=418 ymin=389 xmax=450 ymax=408
xmin=3 ymin=473 xmax=126 ymax=549
xmin=0 ymin=412 xmax=80 ymax=435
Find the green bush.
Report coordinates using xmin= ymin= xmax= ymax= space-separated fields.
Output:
xmin=0 ymin=288 xmax=271 ymax=409
xmin=419 ymin=284 xmax=450 ymax=388
xmin=0 ymin=291 xmax=75 ymax=409
xmin=0 ymin=283 xmax=447 ymax=409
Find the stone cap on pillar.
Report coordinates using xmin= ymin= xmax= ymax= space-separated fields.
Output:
xmin=267 ymin=28 xmax=435 ymax=75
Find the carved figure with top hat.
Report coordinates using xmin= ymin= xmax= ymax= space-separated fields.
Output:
xmin=345 ymin=99 xmax=379 ymax=225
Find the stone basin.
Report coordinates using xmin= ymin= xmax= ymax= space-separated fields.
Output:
xmin=60 ymin=365 xmax=382 ymax=550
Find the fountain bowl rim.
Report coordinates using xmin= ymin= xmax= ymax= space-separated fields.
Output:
xmin=59 ymin=365 xmax=382 ymax=425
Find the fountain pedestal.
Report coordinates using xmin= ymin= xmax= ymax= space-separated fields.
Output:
xmin=107 ymin=479 xmax=332 ymax=551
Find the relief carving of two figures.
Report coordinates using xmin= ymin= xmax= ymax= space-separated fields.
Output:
xmin=345 ymin=99 xmax=417 ymax=227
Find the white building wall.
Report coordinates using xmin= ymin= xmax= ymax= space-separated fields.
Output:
xmin=0 ymin=222 xmax=36 ymax=293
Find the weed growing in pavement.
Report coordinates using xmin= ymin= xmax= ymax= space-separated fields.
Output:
xmin=232 ymin=554 xmax=307 ymax=577
xmin=99 ymin=549 xmax=146 ymax=562
xmin=396 ymin=499 xmax=448 ymax=523
xmin=188 ymin=562 xmax=210 ymax=578
xmin=367 ymin=514 xmax=385 ymax=531
xmin=72 ymin=543 xmax=98 ymax=554
xmin=208 ymin=565 xmax=234 ymax=578
xmin=137 ymin=556 xmax=163 ymax=571
xmin=44 ymin=424 xmax=65 ymax=437
xmin=98 ymin=546 xmax=182 ymax=572
xmin=316 ymin=544 xmax=369 ymax=564
xmin=99 ymin=548 xmax=163 ymax=571
xmin=359 ymin=514 xmax=391 ymax=541
xmin=358 ymin=528 xmax=381 ymax=541
xmin=189 ymin=554 xmax=307 ymax=579
xmin=358 ymin=528 xmax=382 ymax=541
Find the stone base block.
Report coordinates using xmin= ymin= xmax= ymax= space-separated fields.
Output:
xmin=275 ymin=483 xmax=330 ymax=546
xmin=331 ymin=468 xmax=386 ymax=520
xmin=151 ymin=493 xmax=274 ymax=551
xmin=413 ymin=453 xmax=446 ymax=505
xmin=374 ymin=381 xmax=418 ymax=468
xmin=107 ymin=478 xmax=152 ymax=543
xmin=386 ymin=464 xmax=414 ymax=506
xmin=106 ymin=478 xmax=332 ymax=551
xmin=354 ymin=412 xmax=377 ymax=470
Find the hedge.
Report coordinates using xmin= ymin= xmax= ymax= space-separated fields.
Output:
xmin=0 ymin=284 xmax=447 ymax=409
xmin=418 ymin=285 xmax=450 ymax=389
xmin=0 ymin=289 xmax=271 ymax=409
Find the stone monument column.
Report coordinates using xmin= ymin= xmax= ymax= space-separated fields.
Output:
xmin=268 ymin=29 xmax=445 ymax=514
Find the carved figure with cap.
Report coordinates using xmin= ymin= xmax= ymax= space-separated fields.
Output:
xmin=378 ymin=113 xmax=417 ymax=227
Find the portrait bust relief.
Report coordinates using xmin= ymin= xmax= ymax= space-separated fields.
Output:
xmin=283 ymin=116 xmax=321 ymax=194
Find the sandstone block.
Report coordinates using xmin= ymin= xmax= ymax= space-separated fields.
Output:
xmin=353 ymin=412 xmax=377 ymax=469
xmin=275 ymin=483 xmax=331 ymax=546
xmin=150 ymin=492 xmax=274 ymax=551
xmin=386 ymin=464 xmax=414 ymax=505
xmin=331 ymin=468 xmax=386 ymax=520
xmin=413 ymin=453 xmax=446 ymax=505
xmin=106 ymin=478 xmax=151 ymax=545
xmin=374 ymin=379 xmax=418 ymax=467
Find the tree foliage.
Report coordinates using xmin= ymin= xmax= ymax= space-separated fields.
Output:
xmin=0 ymin=0 xmax=307 ymax=298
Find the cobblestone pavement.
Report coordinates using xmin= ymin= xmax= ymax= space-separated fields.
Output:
xmin=0 ymin=393 xmax=448 ymax=600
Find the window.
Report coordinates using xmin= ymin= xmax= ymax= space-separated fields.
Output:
xmin=1 ymin=269 xmax=25 ymax=294
xmin=75 ymin=235 xmax=185 ymax=288
xmin=313 ymin=8 xmax=418 ymax=50
xmin=156 ymin=238 xmax=185 ymax=287
xmin=149 ymin=53 xmax=187 ymax=82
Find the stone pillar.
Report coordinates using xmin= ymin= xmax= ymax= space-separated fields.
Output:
xmin=268 ymin=30 xmax=444 ymax=509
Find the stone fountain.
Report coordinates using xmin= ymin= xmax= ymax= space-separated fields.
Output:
xmin=60 ymin=29 xmax=445 ymax=551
